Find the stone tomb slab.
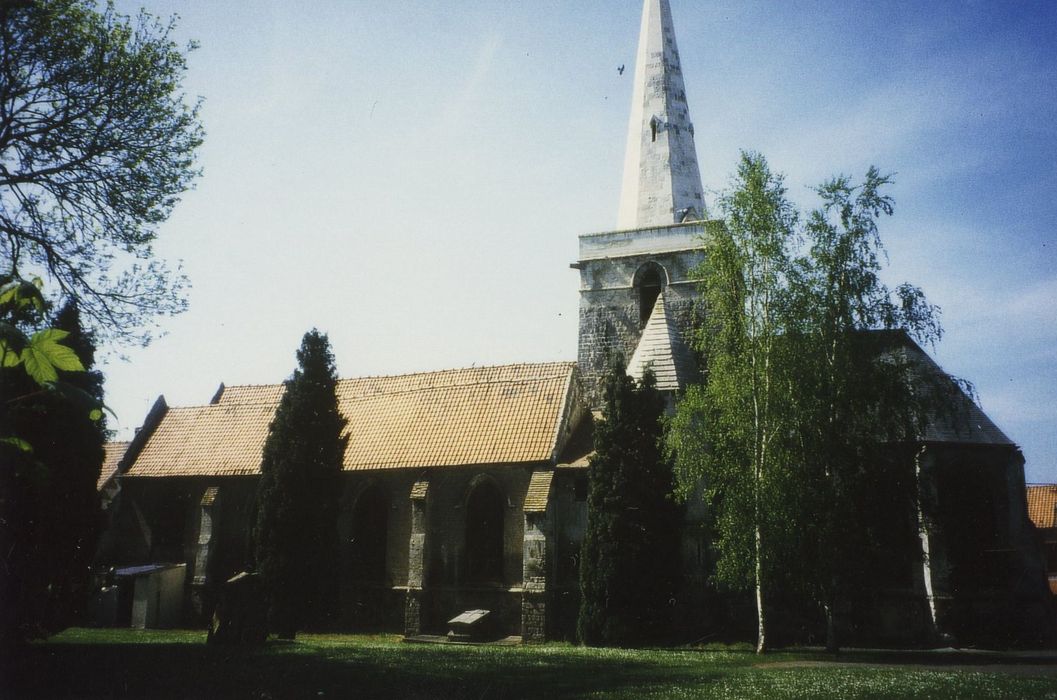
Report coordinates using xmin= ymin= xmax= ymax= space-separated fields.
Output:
xmin=447 ymin=609 xmax=494 ymax=642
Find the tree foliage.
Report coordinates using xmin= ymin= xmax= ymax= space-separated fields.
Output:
xmin=253 ymin=330 xmax=347 ymax=639
xmin=791 ymin=168 xmax=947 ymax=651
xmin=667 ymin=152 xmax=801 ymax=653
xmin=668 ymin=152 xmax=949 ymax=653
xmin=0 ymin=0 xmax=203 ymax=346
xmin=0 ymin=295 xmax=106 ymax=650
xmin=578 ymin=360 xmax=681 ymax=647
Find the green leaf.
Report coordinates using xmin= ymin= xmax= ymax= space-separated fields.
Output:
xmin=0 ymin=279 xmax=47 ymax=312
xmin=32 ymin=328 xmax=70 ymax=344
xmin=0 ymin=436 xmax=33 ymax=453
xmin=47 ymin=381 xmax=109 ymax=420
xmin=21 ymin=344 xmax=59 ymax=384
xmin=0 ymin=280 xmax=19 ymax=305
xmin=28 ymin=329 xmax=84 ymax=373
xmin=0 ymin=321 xmax=28 ymax=346
xmin=0 ymin=340 xmax=21 ymax=367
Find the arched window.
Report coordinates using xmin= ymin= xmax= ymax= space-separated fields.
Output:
xmin=634 ymin=263 xmax=666 ymax=326
xmin=350 ymin=483 xmax=389 ymax=583
xmin=465 ymin=480 xmax=504 ymax=583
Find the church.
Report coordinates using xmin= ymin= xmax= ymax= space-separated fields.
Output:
xmin=98 ymin=0 xmax=1053 ymax=645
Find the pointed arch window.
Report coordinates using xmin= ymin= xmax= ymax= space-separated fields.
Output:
xmin=350 ymin=483 xmax=389 ymax=583
xmin=634 ymin=262 xmax=667 ymax=326
xmin=465 ymin=480 xmax=504 ymax=584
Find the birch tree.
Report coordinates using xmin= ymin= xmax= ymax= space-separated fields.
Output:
xmin=668 ymin=152 xmax=800 ymax=654
xmin=794 ymin=169 xmax=947 ymax=652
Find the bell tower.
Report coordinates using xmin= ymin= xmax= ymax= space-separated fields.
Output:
xmin=574 ymin=0 xmax=711 ymax=407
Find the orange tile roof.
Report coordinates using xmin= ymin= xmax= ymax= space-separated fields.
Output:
xmin=1026 ymin=484 xmax=1057 ymax=530
xmin=524 ymin=470 xmax=554 ymax=512
xmin=213 ymin=383 xmax=284 ymax=405
xmin=127 ymin=362 xmax=577 ymax=477
xmin=98 ymin=441 xmax=130 ymax=490
xmin=127 ymin=403 xmax=278 ymax=477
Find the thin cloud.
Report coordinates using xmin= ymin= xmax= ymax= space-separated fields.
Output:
xmin=439 ymin=33 xmax=503 ymax=128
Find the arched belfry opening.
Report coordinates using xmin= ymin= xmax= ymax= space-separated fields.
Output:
xmin=465 ymin=479 xmax=504 ymax=584
xmin=349 ymin=483 xmax=389 ymax=583
xmin=634 ymin=262 xmax=667 ymax=326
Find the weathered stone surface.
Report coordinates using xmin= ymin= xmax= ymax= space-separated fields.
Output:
xmin=447 ymin=609 xmax=493 ymax=641
xmin=618 ymin=0 xmax=706 ymax=229
xmin=207 ymin=571 xmax=266 ymax=645
xmin=521 ymin=593 xmax=547 ymax=643
xmin=575 ymin=223 xmax=708 ymax=407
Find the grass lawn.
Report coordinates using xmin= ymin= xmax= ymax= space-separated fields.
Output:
xmin=3 ymin=628 xmax=1056 ymax=699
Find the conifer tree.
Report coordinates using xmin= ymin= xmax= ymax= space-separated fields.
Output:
xmin=253 ymin=330 xmax=347 ymax=638
xmin=0 ymin=300 xmax=106 ymax=648
xmin=578 ymin=359 xmax=681 ymax=647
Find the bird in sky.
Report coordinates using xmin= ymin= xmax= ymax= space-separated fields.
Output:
xmin=618 ymin=64 xmax=625 ymax=75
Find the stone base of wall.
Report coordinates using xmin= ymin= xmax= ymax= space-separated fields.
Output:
xmin=338 ymin=584 xmax=404 ymax=632
xmin=420 ymin=588 xmax=522 ymax=638
xmin=521 ymin=592 xmax=547 ymax=642
xmin=404 ymin=589 xmax=423 ymax=637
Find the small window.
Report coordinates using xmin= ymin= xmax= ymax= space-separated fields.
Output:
xmin=574 ymin=477 xmax=588 ymax=502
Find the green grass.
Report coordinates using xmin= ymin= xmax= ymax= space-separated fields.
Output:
xmin=3 ymin=628 xmax=1056 ymax=699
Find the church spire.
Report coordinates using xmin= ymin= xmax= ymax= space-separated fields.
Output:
xmin=617 ymin=0 xmax=706 ymax=229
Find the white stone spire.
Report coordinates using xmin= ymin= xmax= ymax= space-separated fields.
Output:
xmin=617 ymin=0 xmax=706 ymax=229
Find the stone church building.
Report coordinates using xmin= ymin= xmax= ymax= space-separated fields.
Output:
xmin=100 ymin=0 xmax=1053 ymax=645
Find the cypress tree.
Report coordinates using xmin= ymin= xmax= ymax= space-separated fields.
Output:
xmin=253 ymin=330 xmax=347 ymax=638
xmin=578 ymin=359 xmax=681 ymax=647
xmin=0 ymin=301 xmax=106 ymax=647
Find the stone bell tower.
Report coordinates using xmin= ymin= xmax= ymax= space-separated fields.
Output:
xmin=574 ymin=0 xmax=712 ymax=408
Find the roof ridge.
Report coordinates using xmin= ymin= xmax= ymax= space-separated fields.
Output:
xmin=340 ymin=360 xmax=575 ymax=382
xmin=162 ymin=401 xmax=277 ymax=411
xmin=218 ymin=361 xmax=576 ymax=393
xmin=339 ymin=371 xmax=575 ymax=402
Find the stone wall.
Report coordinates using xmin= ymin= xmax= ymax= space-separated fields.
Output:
xmin=575 ymin=222 xmax=708 ymax=407
xmin=113 ymin=466 xmax=545 ymax=635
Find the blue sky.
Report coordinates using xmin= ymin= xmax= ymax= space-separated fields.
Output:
xmin=103 ymin=1 xmax=1057 ymax=482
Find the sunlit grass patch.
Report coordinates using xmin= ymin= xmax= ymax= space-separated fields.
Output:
xmin=9 ymin=629 xmax=1056 ymax=699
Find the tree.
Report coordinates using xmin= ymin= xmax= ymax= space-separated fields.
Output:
xmin=253 ymin=330 xmax=347 ymax=639
xmin=578 ymin=359 xmax=681 ymax=647
xmin=0 ymin=294 xmax=106 ymax=651
xmin=792 ymin=168 xmax=946 ymax=652
xmin=0 ymin=0 xmax=203 ymax=346
xmin=668 ymin=153 xmax=951 ymax=654
xmin=667 ymin=152 xmax=801 ymax=654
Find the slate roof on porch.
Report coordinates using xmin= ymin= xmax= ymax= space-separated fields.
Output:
xmin=126 ymin=362 xmax=579 ymax=478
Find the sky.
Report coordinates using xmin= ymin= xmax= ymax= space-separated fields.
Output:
xmin=101 ymin=1 xmax=1057 ymax=483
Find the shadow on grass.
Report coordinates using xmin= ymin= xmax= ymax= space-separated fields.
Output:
xmin=3 ymin=637 xmax=732 ymax=700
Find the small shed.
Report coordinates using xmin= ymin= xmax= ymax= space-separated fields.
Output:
xmin=114 ymin=563 xmax=187 ymax=629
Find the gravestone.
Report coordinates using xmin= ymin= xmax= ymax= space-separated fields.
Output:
xmin=447 ymin=609 xmax=493 ymax=642
xmin=207 ymin=571 xmax=267 ymax=645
